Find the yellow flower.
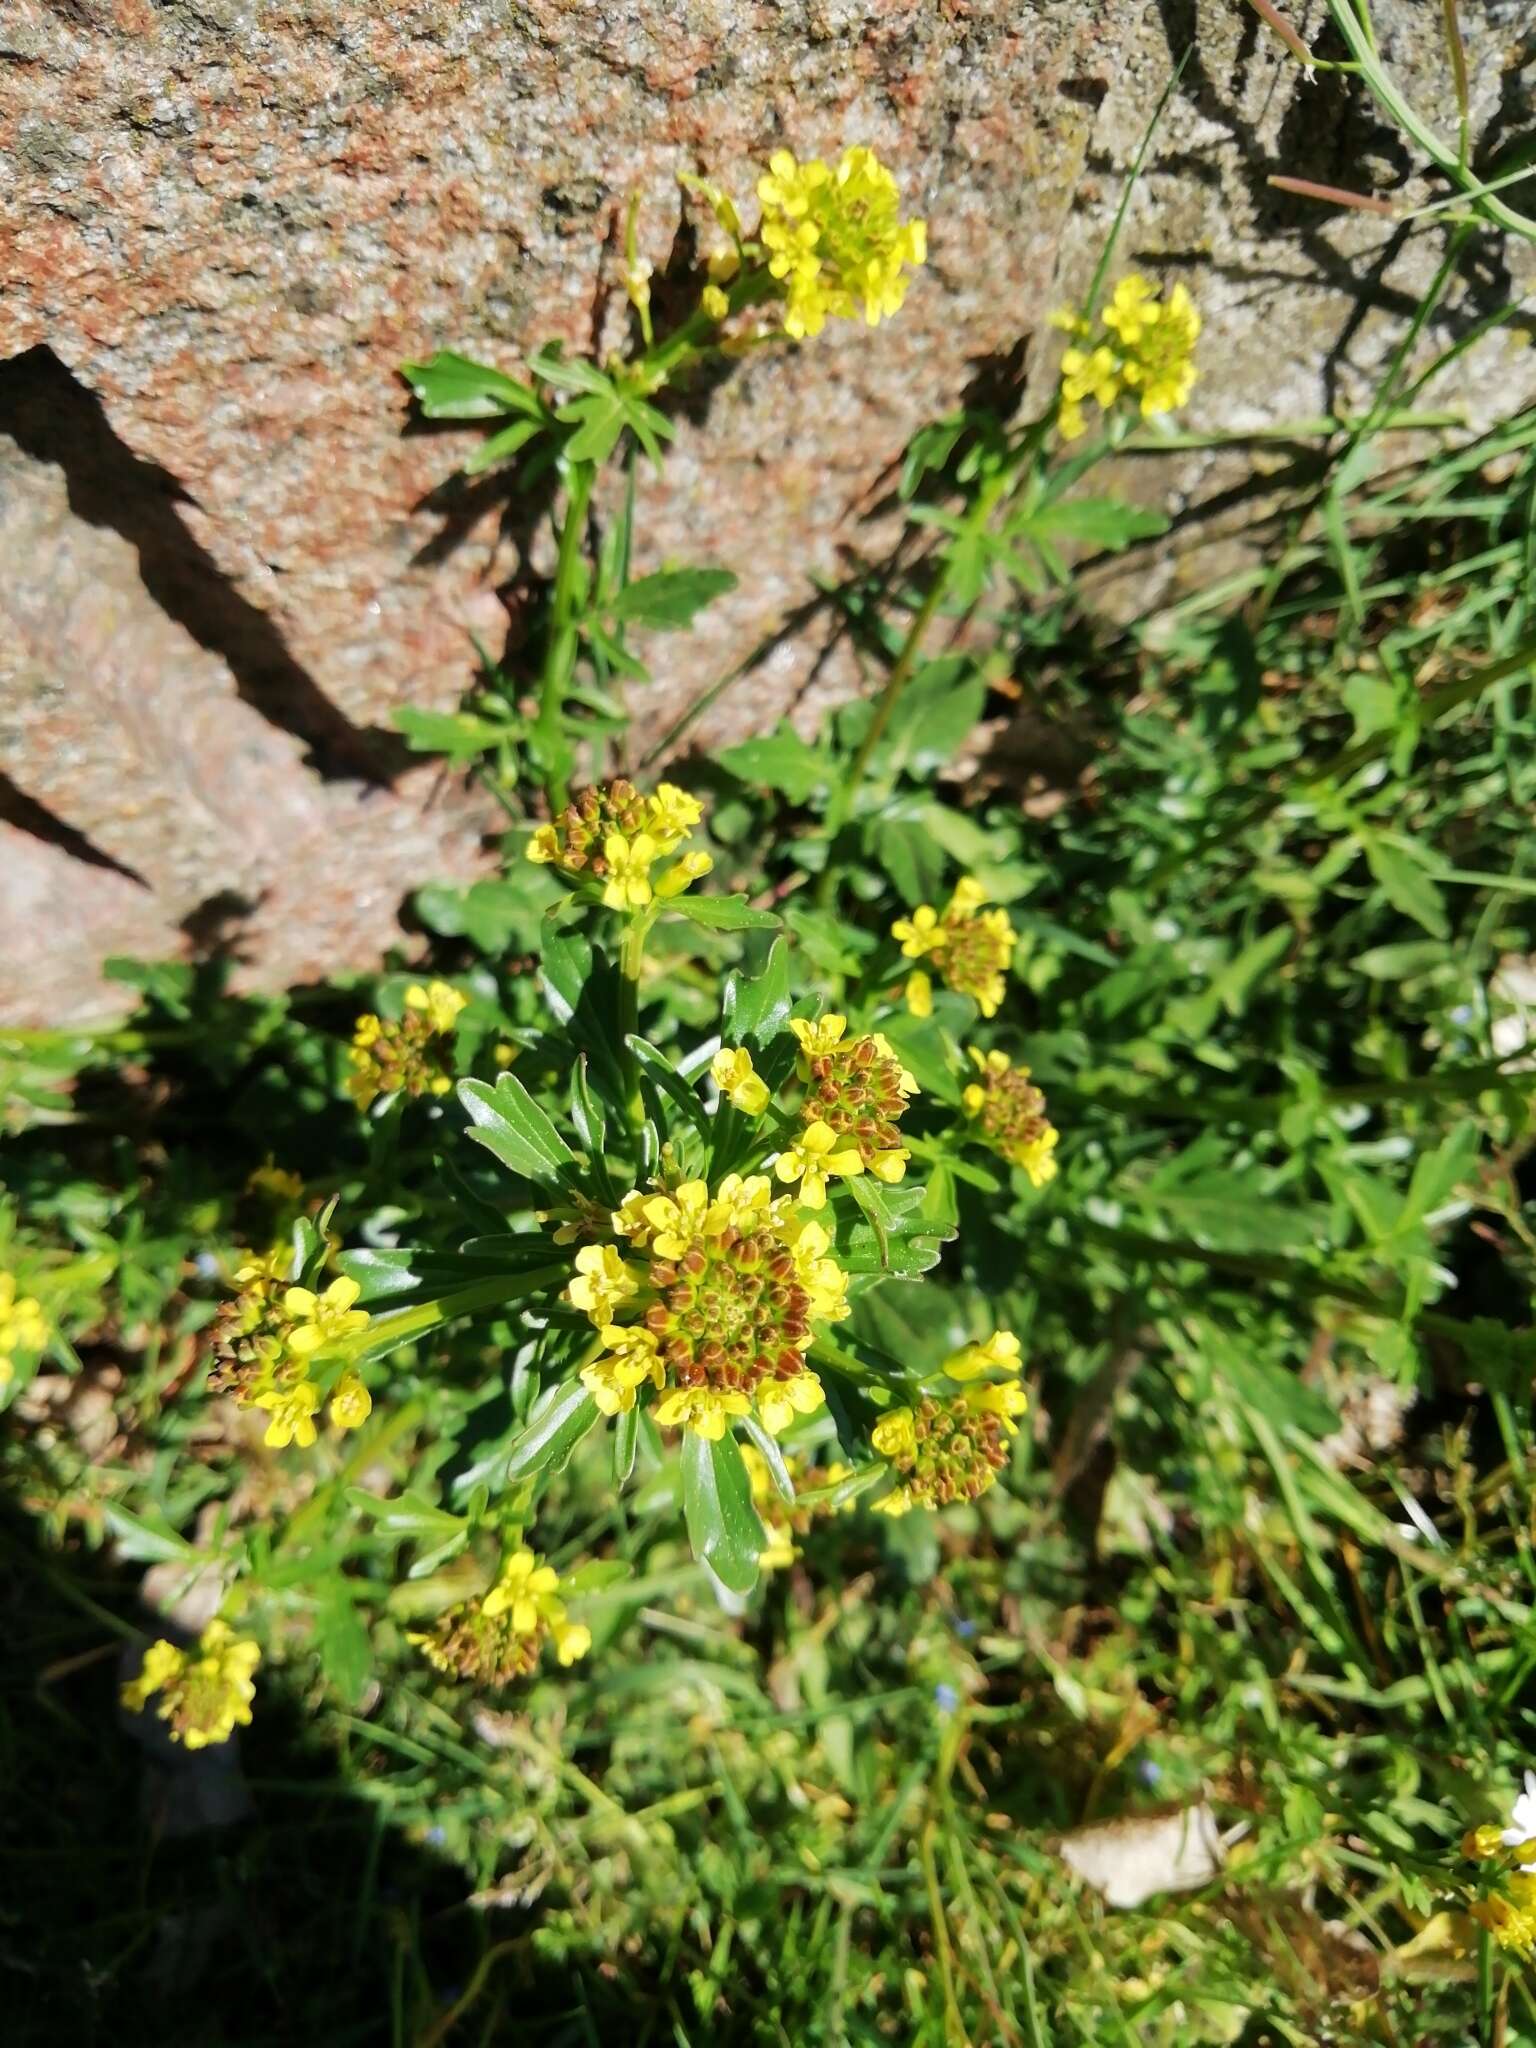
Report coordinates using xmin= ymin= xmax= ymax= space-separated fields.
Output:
xmin=645 ymin=783 xmax=703 ymax=852
xmin=962 ymin=1048 xmax=1059 ymax=1186
xmin=581 ymin=1324 xmax=665 ymax=1415
xmin=526 ymin=822 xmax=561 ymax=865
xmin=635 ymin=1179 xmax=713 ymax=1260
xmin=416 ymin=1546 xmax=591 ymax=1684
xmin=944 ymin=1329 xmax=1023 ymax=1380
xmin=790 ymin=1013 xmax=849 ymax=1058
xmin=654 ymin=1384 xmax=753 ymax=1440
xmin=601 ymin=831 xmax=657 ymax=912
xmin=121 ymin=1619 xmax=260 ymax=1749
xmin=871 ymin=1407 xmax=917 ymax=1460
xmin=0 ymin=1271 xmax=47 ymax=1384
xmin=774 ymin=1119 xmax=865 ymax=1209
xmin=347 ymin=984 xmax=463 ymax=1111
xmin=904 ymin=970 xmax=933 ymax=1019
xmin=756 ymin=1370 xmax=826 ymax=1437
xmin=1472 ymin=1873 xmax=1536 ymax=1958
xmin=891 ymin=881 xmax=1014 ymax=1018
xmin=1466 ymin=1824 xmax=1509 ymax=1861
xmin=254 ymin=1378 xmax=320 ymax=1449
xmin=283 ymin=1276 xmax=369 ymax=1358
xmin=711 ymin=1046 xmax=769 ymax=1115
xmin=1053 ymin=274 xmax=1200 ymax=439
xmin=247 ymin=1164 xmax=305 ymax=1203
xmin=701 ymin=282 xmax=730 ymax=321
xmin=653 ymin=849 xmax=714 ymax=898
xmin=329 ymin=1372 xmax=372 ymax=1431
xmin=406 ymin=980 xmax=468 ymax=1035
xmin=756 ymin=144 xmax=926 ymax=341
xmin=566 ymin=1244 xmax=638 ymax=1327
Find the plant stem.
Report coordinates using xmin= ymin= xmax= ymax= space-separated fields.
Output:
xmin=536 ymin=462 xmax=596 ymax=812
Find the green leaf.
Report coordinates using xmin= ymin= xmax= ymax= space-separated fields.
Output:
xmin=607 ymin=567 xmax=738 ymax=630
xmin=558 ymin=391 xmax=628 ymax=466
xmin=719 ymin=723 xmax=830 ymax=804
xmin=462 ymin=415 xmax=546 ymax=475
xmin=400 ymin=351 xmax=543 ymax=421
xmin=391 ymin=706 xmax=508 ymax=765
xmin=345 ymin=1488 xmax=467 ymax=1546
xmin=338 ymin=1243 xmax=559 ymax=1309
xmin=540 ymin=932 xmax=631 ymax=1106
xmin=102 ymin=1503 xmax=197 ymax=1566
xmin=1016 ymin=497 xmax=1170 ymax=549
xmin=666 ymin=895 xmax=781 ymax=932
xmin=528 ymin=345 xmax=614 ymax=396
xmin=722 ymin=937 xmax=793 ymax=1053
xmin=459 ymin=1075 xmax=576 ymax=1186
xmin=626 ymin=1034 xmax=710 ymax=1140
xmin=878 ymin=658 xmax=986 ymax=779
xmin=1362 ymin=835 xmax=1450 ymax=940
xmin=501 ymin=1379 xmax=601 ymax=1485
xmin=680 ymin=1429 xmax=764 ymax=1594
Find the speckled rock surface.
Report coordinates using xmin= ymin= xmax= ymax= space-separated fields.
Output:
xmin=2 ymin=0 xmax=1533 ymax=1022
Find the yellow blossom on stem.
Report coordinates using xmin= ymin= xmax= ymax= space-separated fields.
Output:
xmin=653 ymin=849 xmax=713 ymax=898
xmin=601 ymin=831 xmax=658 ymax=911
xmin=347 ymin=980 xmax=465 ymax=1111
xmin=892 ymin=880 xmax=1015 ymax=1018
xmin=1053 ymin=273 xmax=1200 ymax=440
xmin=329 ymin=1372 xmax=372 ymax=1431
xmin=712 ymin=1046 xmax=770 ymax=1115
xmin=791 ymin=1014 xmax=915 ymax=1181
xmin=121 ymin=1619 xmax=261 ymax=1749
xmin=774 ymin=1119 xmax=865 ymax=1210
xmin=283 ymin=1276 xmax=370 ymax=1358
xmin=595 ymin=1172 xmax=850 ymax=1440
xmin=254 ymin=1377 xmax=321 ymax=1450
xmin=962 ymin=1048 xmax=1059 ymax=1186
xmin=0 ymin=1271 xmax=47 ymax=1385
xmin=756 ymin=144 xmax=926 ymax=341
xmin=567 ymin=1244 xmax=639 ymax=1326
xmin=741 ymin=1443 xmax=853 ymax=1570
xmin=646 ymin=782 xmax=704 ymax=851
xmin=1472 ymin=1873 xmax=1536 ymax=1958
xmin=904 ymin=970 xmax=933 ymax=1019
xmin=756 ymin=1369 xmax=826 ymax=1437
xmin=415 ymin=1547 xmax=591 ymax=1684
xmin=581 ymin=1324 xmax=666 ymax=1415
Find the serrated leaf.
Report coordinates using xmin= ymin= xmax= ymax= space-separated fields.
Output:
xmin=459 ymin=1075 xmax=576 ymax=1186
xmin=400 ymin=351 xmax=543 ymax=420
xmin=681 ymin=1429 xmax=763 ymax=1594
xmin=721 ymin=938 xmax=793 ymax=1052
xmin=1362 ymin=835 xmax=1450 ymax=940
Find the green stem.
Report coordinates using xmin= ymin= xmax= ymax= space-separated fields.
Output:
xmin=617 ymin=906 xmax=656 ymax=1125
xmin=352 ymin=1269 xmax=568 ymax=1363
xmin=536 ymin=462 xmax=596 ymax=811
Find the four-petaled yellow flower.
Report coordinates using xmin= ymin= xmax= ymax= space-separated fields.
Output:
xmin=121 ymin=1619 xmax=261 ymax=1749
xmin=774 ymin=1119 xmax=866 ymax=1209
xmin=254 ymin=1377 xmax=321 ymax=1449
xmin=0 ymin=1271 xmax=47 ymax=1386
xmin=653 ymin=849 xmax=714 ymax=898
xmin=646 ymin=783 xmax=704 ymax=851
xmin=566 ymin=1244 xmax=638 ymax=1326
xmin=653 ymin=1383 xmax=753 ymax=1440
xmin=893 ymin=879 xmax=1015 ymax=1018
xmin=756 ymin=1369 xmax=827 ymax=1437
xmin=756 ymin=145 xmax=927 ymax=341
xmin=602 ymin=831 xmax=658 ymax=911
xmin=581 ymin=1324 xmax=666 ymax=1415
xmin=711 ymin=1046 xmax=769 ymax=1115
xmin=283 ymin=1276 xmax=370 ymax=1359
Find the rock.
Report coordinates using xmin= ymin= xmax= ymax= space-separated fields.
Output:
xmin=2 ymin=0 xmax=1533 ymax=1020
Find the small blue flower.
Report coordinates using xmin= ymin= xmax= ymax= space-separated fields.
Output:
xmin=934 ymin=1682 xmax=960 ymax=1716
xmin=952 ymin=1617 xmax=977 ymax=1640
xmin=1136 ymin=1757 xmax=1162 ymax=1787
xmin=426 ymin=1824 xmax=447 ymax=1846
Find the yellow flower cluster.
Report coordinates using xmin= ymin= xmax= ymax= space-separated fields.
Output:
xmin=208 ymin=1262 xmax=372 ymax=1448
xmin=1471 ymin=1876 xmax=1536 ymax=1957
xmin=413 ymin=1547 xmax=591 ymax=1686
xmin=893 ymin=878 xmax=1015 ymax=1019
xmin=773 ymin=1014 xmax=918 ymax=1208
xmin=1053 ymin=274 xmax=1201 ymax=441
xmin=871 ymin=1331 xmax=1026 ymax=1516
xmin=527 ymin=779 xmax=710 ymax=912
xmin=121 ymin=1619 xmax=261 ymax=1749
xmin=564 ymin=1173 xmax=850 ymax=1442
xmin=962 ymin=1049 xmax=1059 ymax=1187
xmin=0 ymin=1270 xmax=47 ymax=1386
xmin=741 ymin=1442 xmax=854 ymax=1572
xmin=756 ymin=145 xmax=926 ymax=341
xmin=1464 ymin=1784 xmax=1536 ymax=1955
xmin=347 ymin=980 xmax=467 ymax=1113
